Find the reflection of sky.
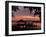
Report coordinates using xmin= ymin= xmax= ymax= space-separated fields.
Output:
xmin=12 ymin=6 xmax=31 ymax=16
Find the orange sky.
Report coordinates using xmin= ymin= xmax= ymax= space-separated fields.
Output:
xmin=12 ymin=16 xmax=40 ymax=21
